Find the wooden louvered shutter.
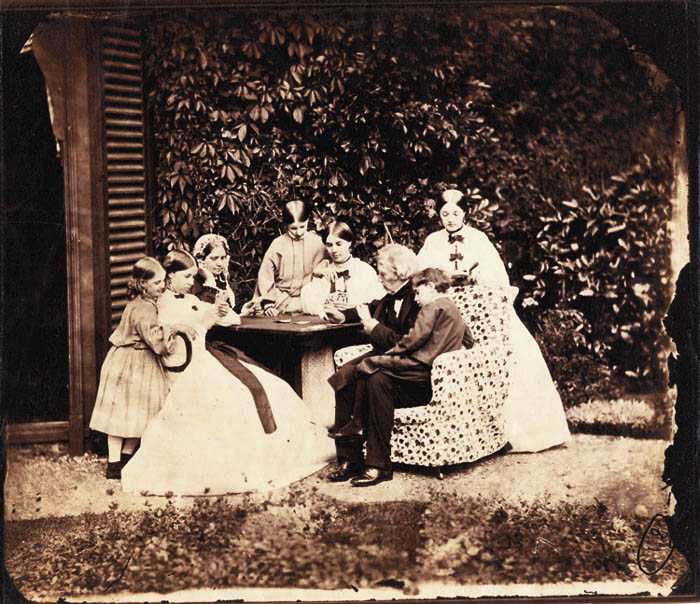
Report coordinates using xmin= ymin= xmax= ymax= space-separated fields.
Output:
xmin=101 ymin=23 xmax=150 ymax=326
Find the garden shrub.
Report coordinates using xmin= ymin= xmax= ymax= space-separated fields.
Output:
xmin=6 ymin=491 xmax=687 ymax=596
xmin=534 ymin=308 xmax=623 ymax=408
xmin=143 ymin=5 xmax=678 ymax=393
xmin=565 ymin=397 xmax=670 ymax=439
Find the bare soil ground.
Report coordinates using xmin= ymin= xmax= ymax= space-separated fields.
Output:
xmin=3 ymin=434 xmax=689 ymax=601
xmin=4 ymin=434 xmax=670 ymax=520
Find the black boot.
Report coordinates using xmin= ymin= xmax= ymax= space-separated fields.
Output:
xmin=106 ymin=461 xmax=122 ymax=480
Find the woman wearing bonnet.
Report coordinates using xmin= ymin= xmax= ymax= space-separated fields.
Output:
xmin=190 ymin=232 xmax=285 ymax=391
xmin=122 ymin=249 xmax=334 ymax=495
xmin=417 ymin=188 xmax=570 ymax=453
xmin=192 ymin=233 xmax=240 ymax=326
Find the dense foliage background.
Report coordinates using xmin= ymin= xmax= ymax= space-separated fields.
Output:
xmin=143 ymin=6 xmax=679 ymax=403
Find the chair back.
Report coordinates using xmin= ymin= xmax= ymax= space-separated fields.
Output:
xmin=448 ymin=284 xmax=511 ymax=348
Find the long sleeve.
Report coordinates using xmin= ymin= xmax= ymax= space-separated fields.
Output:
xmin=469 ymin=230 xmax=511 ymax=289
xmin=215 ymin=283 xmax=240 ymax=326
xmin=340 ymin=299 xmax=404 ymax=349
xmin=300 ymin=276 xmax=331 ymax=315
xmin=416 ymin=231 xmax=443 ymax=270
xmin=132 ymin=302 xmax=174 ymax=356
xmin=254 ymin=239 xmax=286 ymax=303
xmin=215 ymin=307 xmax=241 ymax=327
xmin=251 ymin=233 xmax=327 ymax=311
xmin=225 ymin=282 xmax=236 ymax=310
xmin=462 ymin=322 xmax=475 ymax=349
xmin=368 ymin=316 xmax=406 ymax=350
xmin=386 ymin=305 xmax=437 ymax=356
xmin=340 ymin=295 xmax=382 ymax=324
xmin=349 ymin=261 xmax=387 ymax=305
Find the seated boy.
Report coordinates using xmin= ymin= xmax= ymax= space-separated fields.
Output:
xmin=332 ymin=267 xmax=474 ymax=439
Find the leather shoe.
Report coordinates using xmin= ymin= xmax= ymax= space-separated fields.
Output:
xmin=327 ymin=461 xmax=363 ymax=482
xmin=106 ymin=461 xmax=122 ymax=480
xmin=350 ymin=467 xmax=393 ymax=487
xmin=331 ymin=420 xmax=365 ymax=440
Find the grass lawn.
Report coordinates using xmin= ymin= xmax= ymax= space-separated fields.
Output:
xmin=5 ymin=457 xmax=688 ymax=600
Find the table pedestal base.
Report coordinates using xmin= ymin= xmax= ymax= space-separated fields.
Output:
xmin=299 ymin=345 xmax=336 ymax=429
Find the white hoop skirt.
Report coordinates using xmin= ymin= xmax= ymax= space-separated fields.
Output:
xmin=121 ymin=335 xmax=334 ymax=496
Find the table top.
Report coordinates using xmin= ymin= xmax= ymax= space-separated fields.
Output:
xmin=213 ymin=314 xmax=363 ymax=337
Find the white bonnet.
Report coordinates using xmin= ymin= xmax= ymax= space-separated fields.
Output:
xmin=192 ymin=233 xmax=229 ymax=262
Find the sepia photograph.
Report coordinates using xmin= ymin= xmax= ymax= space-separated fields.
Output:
xmin=1 ymin=0 xmax=698 ymax=601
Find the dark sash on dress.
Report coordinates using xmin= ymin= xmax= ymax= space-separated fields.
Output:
xmin=162 ymin=332 xmax=193 ymax=373
xmin=205 ymin=340 xmax=277 ymax=434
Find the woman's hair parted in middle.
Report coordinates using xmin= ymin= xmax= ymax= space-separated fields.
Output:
xmin=282 ymin=200 xmax=310 ymax=224
xmin=324 ymin=220 xmax=354 ymax=244
xmin=192 ymin=233 xmax=230 ymax=263
xmin=162 ymin=249 xmax=197 ymax=276
xmin=377 ymin=243 xmax=418 ymax=282
xmin=436 ymin=188 xmax=469 ymax=215
xmin=412 ymin=267 xmax=452 ymax=293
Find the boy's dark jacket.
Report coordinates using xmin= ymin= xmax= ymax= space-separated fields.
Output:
xmin=387 ymin=295 xmax=473 ymax=365
xmin=356 ymin=296 xmax=473 ymax=376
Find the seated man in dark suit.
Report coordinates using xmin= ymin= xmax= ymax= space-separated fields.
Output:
xmin=324 ymin=243 xmax=425 ymax=486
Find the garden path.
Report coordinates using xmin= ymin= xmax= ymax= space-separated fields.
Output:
xmin=4 ymin=434 xmax=670 ymax=521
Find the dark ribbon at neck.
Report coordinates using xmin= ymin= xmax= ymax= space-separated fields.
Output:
xmin=336 ymin=270 xmax=350 ymax=279
xmin=174 ymin=293 xmax=185 ymax=299
xmin=448 ymin=233 xmax=464 ymax=244
xmin=215 ymin=275 xmax=228 ymax=290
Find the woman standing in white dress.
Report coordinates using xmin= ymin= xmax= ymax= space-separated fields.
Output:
xmin=300 ymin=220 xmax=386 ymax=318
xmin=121 ymin=250 xmax=335 ymax=495
xmin=418 ymin=189 xmax=570 ymax=453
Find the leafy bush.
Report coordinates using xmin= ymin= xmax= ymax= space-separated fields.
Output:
xmin=534 ymin=308 xmax=623 ymax=408
xmin=6 ymin=491 xmax=687 ymax=597
xmin=143 ymin=6 xmax=677 ymax=389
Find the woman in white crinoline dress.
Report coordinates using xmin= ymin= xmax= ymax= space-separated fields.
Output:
xmin=121 ymin=250 xmax=334 ymax=496
xmin=417 ymin=189 xmax=570 ymax=453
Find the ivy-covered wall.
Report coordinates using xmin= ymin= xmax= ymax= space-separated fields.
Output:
xmin=143 ymin=5 xmax=679 ymax=402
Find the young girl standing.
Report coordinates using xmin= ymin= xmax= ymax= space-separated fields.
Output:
xmin=121 ymin=251 xmax=335 ymax=496
xmin=89 ymin=256 xmax=188 ymax=479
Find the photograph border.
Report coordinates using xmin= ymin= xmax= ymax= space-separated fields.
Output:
xmin=2 ymin=0 xmax=698 ymax=602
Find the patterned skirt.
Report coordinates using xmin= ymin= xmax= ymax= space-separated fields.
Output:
xmin=89 ymin=345 xmax=169 ymax=437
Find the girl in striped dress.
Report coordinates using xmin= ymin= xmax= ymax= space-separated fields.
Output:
xmin=89 ymin=257 xmax=194 ymax=479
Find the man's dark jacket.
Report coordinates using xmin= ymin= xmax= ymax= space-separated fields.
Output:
xmin=328 ymin=282 xmax=421 ymax=391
